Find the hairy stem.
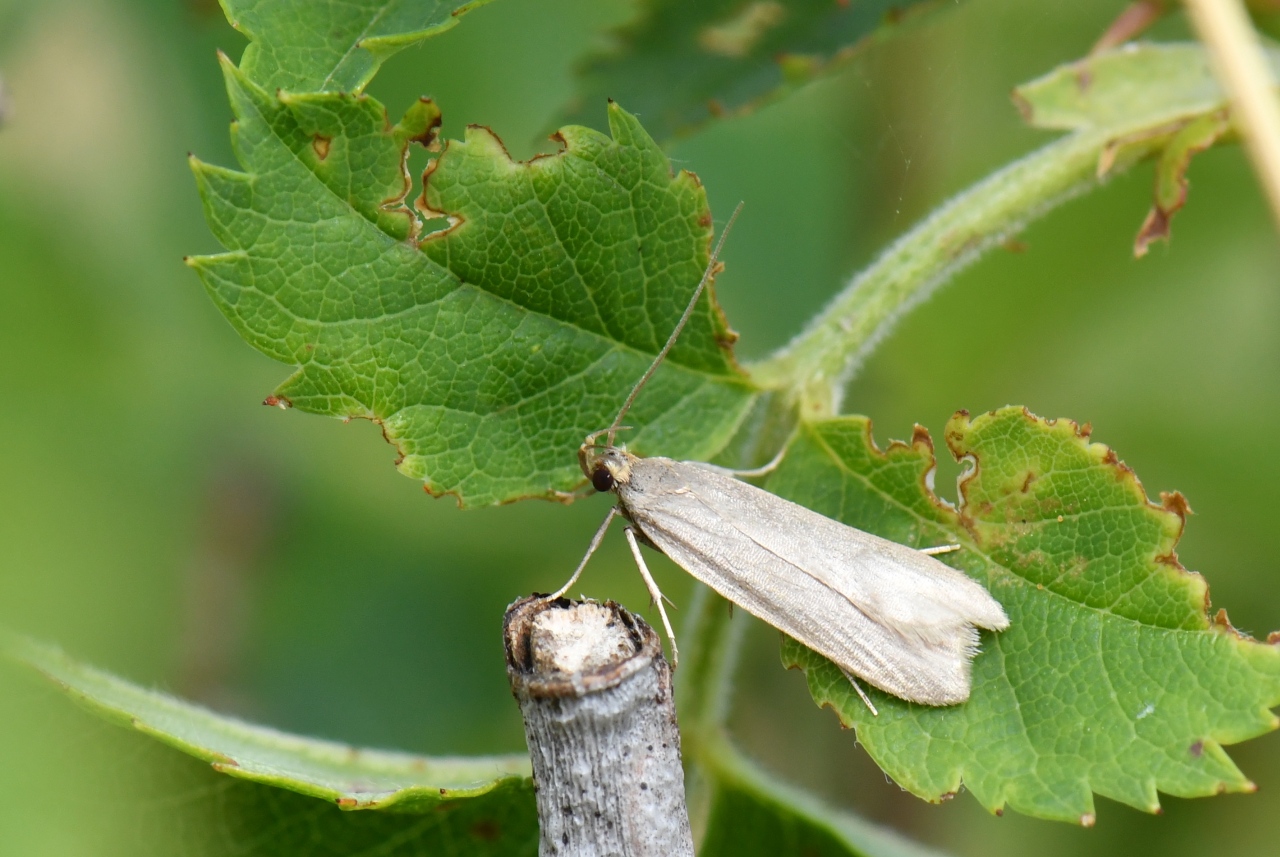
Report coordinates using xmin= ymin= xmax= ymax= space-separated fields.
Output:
xmin=749 ymin=129 xmax=1143 ymax=416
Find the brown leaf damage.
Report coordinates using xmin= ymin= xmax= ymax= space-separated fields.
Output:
xmin=1134 ymin=111 xmax=1231 ymax=257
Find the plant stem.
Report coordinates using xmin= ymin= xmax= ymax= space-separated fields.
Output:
xmin=675 ymin=586 xmax=744 ymax=743
xmin=673 ymin=585 xmax=746 ymax=842
xmin=1185 ymin=0 xmax=1280 ymax=228
xmin=748 ymin=130 xmax=1128 ymax=416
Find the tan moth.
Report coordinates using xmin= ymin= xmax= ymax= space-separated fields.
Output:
xmin=547 ymin=205 xmax=1009 ymax=712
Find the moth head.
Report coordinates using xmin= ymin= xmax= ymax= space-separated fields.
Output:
xmin=579 ymin=431 xmax=633 ymax=493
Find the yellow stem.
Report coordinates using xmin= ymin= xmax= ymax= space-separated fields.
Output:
xmin=1185 ymin=0 xmax=1280 ymax=228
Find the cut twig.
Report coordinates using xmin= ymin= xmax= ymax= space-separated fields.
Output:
xmin=504 ymin=596 xmax=694 ymax=857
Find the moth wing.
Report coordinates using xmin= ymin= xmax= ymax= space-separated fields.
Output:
xmin=620 ymin=459 xmax=1006 ymax=705
xmin=677 ymin=461 xmax=1009 ymax=636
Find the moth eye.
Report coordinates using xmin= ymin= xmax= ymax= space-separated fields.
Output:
xmin=591 ymin=467 xmax=616 ymax=493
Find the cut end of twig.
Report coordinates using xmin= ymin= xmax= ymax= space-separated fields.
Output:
xmin=529 ymin=601 xmax=637 ymax=675
xmin=504 ymin=596 xmax=664 ymax=698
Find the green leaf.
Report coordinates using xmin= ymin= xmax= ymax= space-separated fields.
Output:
xmin=5 ymin=629 xmax=948 ymax=857
xmin=222 ymin=0 xmax=497 ymax=94
xmin=1013 ymin=42 xmax=1280 ymax=134
xmin=772 ymin=408 xmax=1280 ymax=824
xmin=7 ymin=672 xmax=538 ymax=856
xmin=2 ymin=633 xmax=532 ymax=812
xmin=188 ymin=56 xmax=757 ymax=506
xmin=563 ymin=0 xmax=945 ymax=142
xmin=149 ymin=774 xmax=538 ymax=855
xmin=1014 ymin=42 xmax=1280 ymax=257
xmin=700 ymin=736 xmax=952 ymax=857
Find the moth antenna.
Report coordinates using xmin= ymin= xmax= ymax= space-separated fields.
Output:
xmin=606 ymin=201 xmax=744 ymax=446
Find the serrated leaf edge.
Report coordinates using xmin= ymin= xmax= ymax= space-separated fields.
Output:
xmin=221 ymin=0 xmax=501 ymax=94
xmin=187 ymin=58 xmax=760 ymax=506
xmin=565 ymin=0 xmax=944 ymax=142
xmin=945 ymin=406 xmax=1211 ymax=628
xmin=779 ymin=407 xmax=1280 ymax=822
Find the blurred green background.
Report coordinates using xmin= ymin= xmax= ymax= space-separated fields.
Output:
xmin=2 ymin=0 xmax=1279 ymax=854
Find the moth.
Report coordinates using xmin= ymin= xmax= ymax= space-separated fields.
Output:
xmin=548 ymin=205 xmax=1009 ymax=711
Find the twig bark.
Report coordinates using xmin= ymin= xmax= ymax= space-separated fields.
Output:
xmin=504 ymin=596 xmax=694 ymax=857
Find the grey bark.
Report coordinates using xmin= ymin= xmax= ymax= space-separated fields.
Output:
xmin=504 ymin=596 xmax=694 ymax=857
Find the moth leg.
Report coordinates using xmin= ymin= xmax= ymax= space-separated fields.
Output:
xmin=546 ymin=506 xmax=619 ymax=602
xmin=840 ymin=669 xmax=880 ymax=717
xmin=728 ymin=442 xmax=790 ymax=478
xmin=693 ymin=443 xmax=790 ymax=480
xmin=623 ymin=526 xmax=680 ymax=670
xmin=920 ymin=543 xmax=961 ymax=556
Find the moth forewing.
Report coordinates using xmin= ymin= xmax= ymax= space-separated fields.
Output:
xmin=613 ymin=455 xmax=1008 ymax=706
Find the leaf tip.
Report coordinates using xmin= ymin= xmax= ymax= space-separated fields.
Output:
xmin=1010 ymin=88 xmax=1035 ymax=124
xmin=1210 ymin=608 xmax=1253 ymax=639
xmin=401 ymin=97 xmax=443 ymax=150
xmin=604 ymin=101 xmax=662 ymax=158
xmin=419 ymin=479 xmax=468 ymax=510
xmin=215 ymin=49 xmax=237 ymax=75
xmin=461 ymin=123 xmax=510 ymax=156
xmin=943 ymin=409 xmax=972 ymax=446
xmin=263 ymin=395 xmax=292 ymax=409
xmin=1160 ymin=490 xmax=1193 ymax=519
xmin=1134 ymin=206 xmax=1171 ymax=257
xmin=909 ymin=423 xmax=934 ymax=454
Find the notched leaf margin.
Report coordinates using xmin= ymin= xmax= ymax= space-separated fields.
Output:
xmin=781 ymin=406 xmax=1280 ymax=822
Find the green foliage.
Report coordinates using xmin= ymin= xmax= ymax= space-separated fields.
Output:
xmin=754 ymin=43 xmax=1276 ymax=413
xmin=18 ymin=0 xmax=1280 ymax=847
xmin=699 ymin=738 xmax=951 ymax=857
xmin=223 ymin=0 xmax=497 ymax=93
xmin=1013 ymin=43 xmax=1280 ymax=133
xmin=563 ymin=0 xmax=946 ymax=141
xmin=21 ymin=695 xmax=541 ymax=857
xmin=167 ymin=776 xmax=539 ymax=855
xmin=1015 ymin=42 xmax=1280 ymax=255
xmin=188 ymin=60 xmax=755 ymax=506
xmin=1134 ymin=111 xmax=1230 ymax=257
xmin=2 ymin=633 xmax=530 ymax=810
xmin=5 ymin=632 xmax=936 ymax=857
xmin=775 ymin=410 xmax=1280 ymax=823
